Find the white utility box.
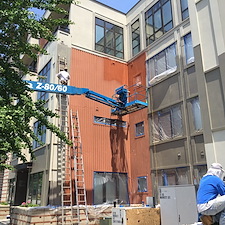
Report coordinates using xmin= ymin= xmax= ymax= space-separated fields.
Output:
xmin=112 ymin=207 xmax=160 ymax=225
xmin=159 ymin=185 xmax=198 ymax=225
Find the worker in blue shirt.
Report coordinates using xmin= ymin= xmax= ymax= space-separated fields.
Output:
xmin=197 ymin=163 xmax=225 ymax=224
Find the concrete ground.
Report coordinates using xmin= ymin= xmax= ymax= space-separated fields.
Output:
xmin=0 ymin=219 xmax=9 ymax=225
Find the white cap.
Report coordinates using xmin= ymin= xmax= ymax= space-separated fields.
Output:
xmin=211 ymin=163 xmax=224 ymax=172
xmin=204 ymin=162 xmax=225 ymax=179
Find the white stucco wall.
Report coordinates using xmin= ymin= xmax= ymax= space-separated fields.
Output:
xmin=205 ymin=130 xmax=225 ymax=170
xmin=69 ymin=0 xmax=127 ymax=59
xmin=189 ymin=0 xmax=225 ymax=72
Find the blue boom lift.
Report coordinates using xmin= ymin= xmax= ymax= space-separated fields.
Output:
xmin=25 ymin=80 xmax=148 ymax=116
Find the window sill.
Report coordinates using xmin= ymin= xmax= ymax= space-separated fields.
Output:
xmin=151 ymin=135 xmax=185 ymax=146
xmin=135 ymin=134 xmax=145 ymax=139
xmin=147 ymin=68 xmax=179 ymax=87
xmin=33 ymin=144 xmax=49 ymax=152
xmin=184 ymin=61 xmax=195 ymax=70
xmin=190 ymin=130 xmax=203 ymax=137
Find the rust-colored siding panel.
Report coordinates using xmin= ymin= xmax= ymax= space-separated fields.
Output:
xmin=69 ymin=49 xmax=130 ymax=204
xmin=128 ymin=53 xmax=151 ymax=204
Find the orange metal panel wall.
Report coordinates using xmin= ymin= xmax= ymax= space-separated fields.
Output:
xmin=69 ymin=49 xmax=130 ymax=204
xmin=127 ymin=53 xmax=152 ymax=204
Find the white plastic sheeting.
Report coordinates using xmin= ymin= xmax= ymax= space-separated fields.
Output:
xmin=146 ymin=34 xmax=195 ymax=86
xmin=152 ymin=105 xmax=183 ymax=143
xmin=191 ymin=97 xmax=202 ymax=131
xmin=184 ymin=33 xmax=195 ymax=64
xmin=146 ymin=43 xmax=177 ymax=86
xmin=93 ymin=172 xmax=128 ymax=205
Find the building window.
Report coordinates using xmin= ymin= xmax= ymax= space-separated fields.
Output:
xmin=55 ymin=15 xmax=70 ymax=33
xmin=153 ymin=168 xmax=189 ymax=187
xmin=131 ymin=19 xmax=140 ymax=56
xmin=145 ymin=0 xmax=173 ymax=46
xmin=28 ymin=172 xmax=43 ymax=205
xmin=146 ymin=43 xmax=177 ymax=86
xmin=28 ymin=60 xmax=37 ymax=73
xmin=8 ymin=179 xmax=15 ymax=203
xmin=138 ymin=176 xmax=147 ymax=192
xmin=94 ymin=116 xmax=127 ymax=128
xmin=33 ymin=121 xmax=46 ymax=149
xmin=93 ymin=172 xmax=129 ymax=205
xmin=95 ymin=18 xmax=124 ymax=59
xmin=191 ymin=97 xmax=202 ymax=131
xmin=184 ymin=33 xmax=194 ymax=64
xmin=151 ymin=167 xmax=189 ymax=201
xmin=152 ymin=105 xmax=183 ymax=142
xmin=38 ymin=61 xmax=51 ymax=101
xmin=180 ymin=0 xmax=189 ymax=20
xmin=135 ymin=121 xmax=144 ymax=137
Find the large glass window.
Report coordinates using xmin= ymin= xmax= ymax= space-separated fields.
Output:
xmin=33 ymin=121 xmax=46 ymax=149
xmin=135 ymin=121 xmax=144 ymax=137
xmin=28 ymin=60 xmax=37 ymax=73
xmin=38 ymin=61 xmax=51 ymax=101
xmin=153 ymin=168 xmax=189 ymax=187
xmin=151 ymin=167 xmax=189 ymax=202
xmin=138 ymin=176 xmax=147 ymax=192
xmin=131 ymin=19 xmax=140 ymax=56
xmin=146 ymin=43 xmax=177 ymax=85
xmin=180 ymin=0 xmax=189 ymax=20
xmin=184 ymin=33 xmax=194 ymax=64
xmin=191 ymin=97 xmax=202 ymax=131
xmin=28 ymin=172 xmax=43 ymax=205
xmin=145 ymin=0 xmax=173 ymax=46
xmin=94 ymin=116 xmax=127 ymax=128
xmin=152 ymin=105 xmax=183 ymax=142
xmin=93 ymin=172 xmax=129 ymax=205
xmin=95 ymin=18 xmax=124 ymax=59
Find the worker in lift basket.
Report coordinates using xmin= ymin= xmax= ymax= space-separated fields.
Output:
xmin=197 ymin=163 xmax=225 ymax=225
xmin=56 ymin=68 xmax=70 ymax=85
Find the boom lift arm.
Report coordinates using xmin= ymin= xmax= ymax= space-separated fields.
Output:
xmin=25 ymin=80 xmax=147 ymax=116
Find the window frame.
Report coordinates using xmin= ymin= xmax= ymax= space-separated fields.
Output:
xmin=37 ymin=60 xmax=51 ymax=101
xmin=95 ymin=18 xmax=124 ymax=59
xmin=94 ymin=116 xmax=127 ymax=128
xmin=145 ymin=0 xmax=173 ymax=46
xmin=146 ymin=43 xmax=177 ymax=85
xmin=184 ymin=33 xmax=194 ymax=65
xmin=131 ymin=19 xmax=141 ymax=56
xmin=135 ymin=121 xmax=145 ymax=137
xmin=180 ymin=0 xmax=189 ymax=21
xmin=93 ymin=171 xmax=129 ymax=205
xmin=33 ymin=121 xmax=47 ymax=149
xmin=28 ymin=172 xmax=43 ymax=205
xmin=152 ymin=104 xmax=183 ymax=142
xmin=137 ymin=176 xmax=148 ymax=192
xmin=190 ymin=97 xmax=203 ymax=131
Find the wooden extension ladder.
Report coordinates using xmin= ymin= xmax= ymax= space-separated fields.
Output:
xmin=58 ymin=94 xmax=75 ymax=225
xmin=70 ymin=110 xmax=89 ymax=224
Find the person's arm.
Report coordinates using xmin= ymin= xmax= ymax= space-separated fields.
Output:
xmin=216 ymin=179 xmax=225 ymax=195
xmin=56 ymin=72 xmax=61 ymax=78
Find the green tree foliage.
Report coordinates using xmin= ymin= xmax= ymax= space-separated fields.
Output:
xmin=0 ymin=0 xmax=75 ymax=170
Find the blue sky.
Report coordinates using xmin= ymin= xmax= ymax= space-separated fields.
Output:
xmin=32 ymin=0 xmax=140 ymax=16
xmin=96 ymin=0 xmax=140 ymax=13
